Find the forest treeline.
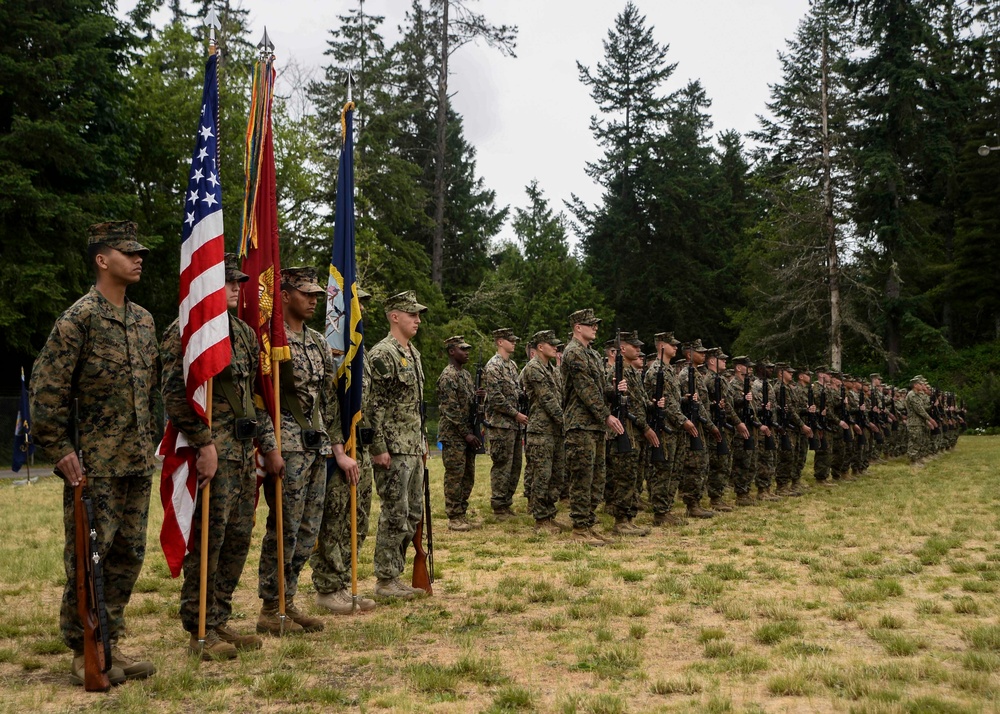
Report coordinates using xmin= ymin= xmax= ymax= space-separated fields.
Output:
xmin=1 ymin=0 xmax=997 ymax=426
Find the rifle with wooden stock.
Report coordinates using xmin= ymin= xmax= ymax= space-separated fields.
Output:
xmin=69 ymin=399 xmax=112 ymax=691
xmin=412 ymin=363 xmax=433 ymax=595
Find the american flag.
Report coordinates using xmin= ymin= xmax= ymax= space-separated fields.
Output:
xmin=159 ymin=52 xmax=230 ymax=578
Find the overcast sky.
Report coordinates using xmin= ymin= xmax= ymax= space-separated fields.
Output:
xmin=125 ymin=0 xmax=813 ymax=245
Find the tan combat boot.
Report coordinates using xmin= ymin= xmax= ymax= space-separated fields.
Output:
xmin=189 ymin=630 xmax=238 ymax=660
xmin=215 ymin=623 xmax=263 ymax=651
xmin=110 ymin=645 xmax=156 ymax=680
xmin=709 ymin=498 xmax=734 ymax=512
xmin=534 ymin=518 xmax=562 ymax=536
xmin=316 ymin=588 xmax=377 ymax=614
xmin=70 ymin=653 xmax=125 ymax=687
xmin=735 ymin=494 xmax=756 ymax=507
xmin=686 ymin=504 xmax=715 ymax=519
xmin=374 ymin=577 xmax=418 ymax=600
xmin=448 ymin=516 xmax=472 ymax=531
xmin=257 ymin=603 xmax=305 ymax=635
xmin=571 ymin=528 xmax=605 ymax=546
xmin=284 ymin=599 xmax=324 ymax=632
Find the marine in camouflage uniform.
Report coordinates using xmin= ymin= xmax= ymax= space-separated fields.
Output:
xmin=604 ymin=331 xmax=655 ymax=535
xmin=368 ymin=291 xmax=428 ymax=600
xmin=727 ymin=357 xmax=760 ymax=506
xmin=828 ymin=372 xmax=855 ymax=483
xmin=676 ymin=340 xmax=720 ymax=517
xmin=774 ymin=363 xmax=810 ymax=496
xmin=905 ymin=376 xmax=936 ymax=464
xmin=705 ymin=349 xmax=743 ymax=512
xmin=643 ymin=332 xmax=690 ymax=526
xmin=435 ymin=335 xmax=481 ymax=530
xmin=161 ymin=253 xmax=282 ymax=656
xmin=520 ymin=330 xmax=566 ymax=533
xmin=484 ymin=328 xmax=527 ymax=517
xmin=752 ymin=363 xmax=781 ymax=499
xmin=561 ymin=309 xmax=621 ymax=546
xmin=810 ymin=367 xmax=836 ymax=487
xmin=256 ymin=267 xmax=348 ymax=633
xmin=311 ymin=288 xmax=376 ymax=615
xmin=31 ymin=221 xmax=160 ymax=683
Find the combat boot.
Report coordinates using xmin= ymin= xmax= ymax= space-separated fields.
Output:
xmin=612 ymin=518 xmax=633 ymax=536
xmin=70 ymin=653 xmax=125 ymax=687
xmin=589 ymin=526 xmax=613 ymax=543
xmin=571 ymin=528 xmax=605 ymax=546
xmin=709 ymin=498 xmax=734 ymax=512
xmin=534 ymin=518 xmax=562 ymax=536
xmin=819 ymin=479 xmax=837 ymax=488
xmin=316 ymin=588 xmax=377 ymax=614
xmin=551 ymin=517 xmax=573 ymax=532
xmin=257 ymin=603 xmax=305 ymax=635
xmin=735 ymin=494 xmax=756 ymax=507
xmin=374 ymin=577 xmax=417 ymax=600
xmin=286 ymin=599 xmax=325 ymax=632
xmin=188 ymin=630 xmax=238 ymax=660
xmin=448 ymin=516 xmax=472 ymax=531
xmin=628 ymin=520 xmax=651 ymax=536
xmin=110 ymin=645 xmax=156 ymax=680
xmin=214 ymin=623 xmax=263 ymax=651
xmin=686 ymin=504 xmax=715 ymax=519
xmin=776 ymin=483 xmax=793 ymax=497
xmin=789 ymin=481 xmax=805 ymax=496
xmin=653 ymin=512 xmax=687 ymax=526
xmin=757 ymin=488 xmax=781 ymax=502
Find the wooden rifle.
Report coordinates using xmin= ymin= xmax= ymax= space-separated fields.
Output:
xmin=411 ymin=349 xmax=433 ymax=595
xmin=71 ymin=398 xmax=112 ymax=691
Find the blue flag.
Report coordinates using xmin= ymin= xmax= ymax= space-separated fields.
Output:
xmin=325 ymin=102 xmax=364 ymax=453
xmin=12 ymin=367 xmax=34 ymax=472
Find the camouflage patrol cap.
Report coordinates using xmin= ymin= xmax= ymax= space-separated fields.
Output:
xmin=443 ymin=335 xmax=472 ymax=350
xmin=87 ymin=220 xmax=149 ymax=255
xmin=731 ymin=355 xmax=751 ymax=367
xmin=356 ymin=286 xmax=371 ymax=301
xmin=281 ymin=266 xmax=325 ymax=295
xmin=682 ymin=338 xmax=710 ymax=353
xmin=224 ymin=252 xmax=249 ymax=283
xmin=711 ymin=348 xmax=730 ymax=360
xmin=621 ymin=330 xmax=643 ymax=347
xmin=814 ymin=365 xmax=830 ymax=374
xmin=569 ymin=308 xmax=601 ymax=326
xmin=384 ymin=290 xmax=427 ymax=315
xmin=910 ymin=374 xmax=929 ymax=386
xmin=492 ymin=327 xmax=520 ymax=343
xmin=869 ymin=373 xmax=882 ymax=380
xmin=653 ymin=331 xmax=681 ymax=346
xmin=531 ymin=329 xmax=558 ymax=346
xmin=774 ymin=361 xmax=791 ymax=372
xmin=603 ymin=338 xmax=617 ymax=349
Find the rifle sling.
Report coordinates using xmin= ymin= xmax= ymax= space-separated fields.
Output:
xmin=278 ymin=358 xmax=322 ymax=431
xmin=215 ymin=365 xmax=253 ymax=420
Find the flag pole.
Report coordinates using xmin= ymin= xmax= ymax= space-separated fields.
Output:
xmin=254 ymin=26 xmax=287 ymax=636
xmin=196 ymin=7 xmax=221 ymax=660
xmin=344 ymin=72 xmax=360 ymax=615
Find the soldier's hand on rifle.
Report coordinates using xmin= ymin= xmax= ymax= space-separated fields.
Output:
xmin=852 ymin=423 xmax=862 ymax=435
xmin=839 ymin=420 xmax=848 ymax=430
xmin=807 ymin=404 xmax=817 ymax=413
xmin=475 ymin=388 xmax=486 ymax=399
xmin=263 ymin=448 xmax=285 ymax=480
xmin=643 ymin=427 xmax=660 ymax=449
xmin=606 ymin=414 xmax=625 ymax=435
xmin=372 ymin=451 xmax=392 ymax=469
xmin=683 ymin=419 xmax=698 ymax=438
xmin=800 ymin=424 xmax=813 ymax=438
xmin=737 ymin=423 xmax=750 ymax=440
xmin=515 ymin=412 xmax=529 ymax=426
xmin=195 ymin=443 xmax=219 ymax=487
xmin=464 ymin=433 xmax=482 ymax=450
xmin=744 ymin=392 xmax=753 ymax=403
xmin=656 ymin=396 xmax=665 ymax=408
xmin=617 ymin=378 xmax=628 ymax=392
xmin=690 ymin=391 xmax=700 ymax=403
xmin=929 ymin=418 xmax=938 ymax=431
xmin=56 ymin=450 xmax=85 ymax=487
xmin=333 ymin=445 xmax=359 ymax=485
xmin=710 ymin=425 xmax=722 ymax=442
xmin=761 ymin=425 xmax=772 ymax=437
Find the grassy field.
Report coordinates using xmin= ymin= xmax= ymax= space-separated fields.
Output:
xmin=1 ymin=437 xmax=999 ymax=713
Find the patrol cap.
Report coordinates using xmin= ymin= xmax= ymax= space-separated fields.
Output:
xmin=224 ymin=252 xmax=249 ymax=283
xmin=712 ymin=348 xmax=730 ymax=360
xmin=774 ymin=361 xmax=791 ymax=372
xmin=569 ymin=308 xmax=601 ymax=326
xmin=531 ymin=329 xmax=558 ymax=346
xmin=910 ymin=374 xmax=928 ymax=386
xmin=384 ymin=290 xmax=427 ymax=315
xmin=356 ymin=286 xmax=371 ymax=301
xmin=682 ymin=338 xmax=710 ymax=353
xmin=443 ymin=335 xmax=471 ymax=350
xmin=603 ymin=338 xmax=617 ymax=349
xmin=731 ymin=355 xmax=751 ymax=367
xmin=653 ymin=331 xmax=681 ymax=346
xmin=869 ymin=373 xmax=882 ymax=380
xmin=87 ymin=220 xmax=149 ymax=255
xmin=281 ymin=266 xmax=325 ymax=295
xmin=814 ymin=365 xmax=830 ymax=374
xmin=621 ymin=330 xmax=643 ymax=347
xmin=492 ymin=327 xmax=520 ymax=343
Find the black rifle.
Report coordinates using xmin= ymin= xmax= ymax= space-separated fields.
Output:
xmin=855 ymin=389 xmax=867 ymax=446
xmin=839 ymin=383 xmax=854 ymax=443
xmin=777 ymin=381 xmax=793 ymax=450
xmin=469 ymin=348 xmax=486 ymax=454
xmin=806 ymin=383 xmax=820 ymax=451
xmin=869 ymin=389 xmax=884 ymax=444
xmin=682 ymin=360 xmax=705 ymax=451
xmin=890 ymin=387 xmax=899 ymax=431
xmin=741 ymin=372 xmax=756 ymax=451
xmin=817 ymin=386 xmax=828 ymax=449
xmin=68 ymin=399 xmax=112 ymax=691
xmin=611 ymin=331 xmax=633 ymax=454
xmin=711 ymin=371 xmax=730 ymax=455
xmin=760 ymin=373 xmax=777 ymax=450
xmin=646 ymin=356 xmax=670 ymax=463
